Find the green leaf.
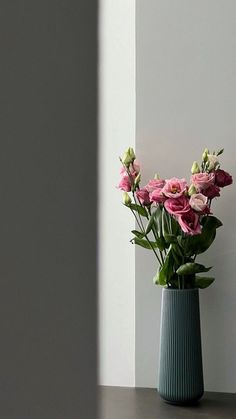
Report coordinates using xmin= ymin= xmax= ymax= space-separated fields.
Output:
xmin=145 ymin=211 xmax=156 ymax=234
xmin=164 ymin=234 xmax=178 ymax=244
xmin=154 ymin=206 xmax=162 ymax=232
xmin=217 ymin=148 xmax=224 ymax=156
xmin=153 ymin=207 xmax=167 ymax=249
xmin=153 ymin=272 xmax=159 ymax=285
xmin=130 ymin=203 xmax=148 ymax=218
xmin=176 ymin=263 xmax=212 ymax=276
xmin=171 ymin=243 xmax=183 ymax=258
xmin=161 ymin=209 xmax=180 ymax=245
xmin=132 ymin=237 xmax=161 ymax=250
xmin=131 ymin=230 xmax=145 ymax=239
xmin=201 ymin=215 xmax=223 ymax=229
xmin=154 ymin=237 xmax=166 ymax=251
xmin=195 ymin=276 xmax=215 ymax=289
xmin=169 ymin=214 xmax=180 ymax=236
xmin=144 ymin=208 xmax=166 ymax=250
xmin=159 ymin=252 xmax=174 ymax=286
xmin=180 ymin=216 xmax=223 ymax=256
xmin=162 ymin=208 xmax=170 ymax=239
xmin=170 ymin=247 xmax=181 ymax=266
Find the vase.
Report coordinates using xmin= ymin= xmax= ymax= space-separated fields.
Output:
xmin=158 ymin=288 xmax=204 ymax=405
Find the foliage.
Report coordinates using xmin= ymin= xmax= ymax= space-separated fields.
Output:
xmin=118 ymin=147 xmax=232 ymax=289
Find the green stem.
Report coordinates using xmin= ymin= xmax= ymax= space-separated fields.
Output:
xmin=160 ymin=251 xmax=164 ymax=265
xmin=130 ymin=209 xmax=162 ymax=265
xmin=145 ymin=235 xmax=162 ymax=266
xmin=130 ymin=209 xmax=143 ymax=232
xmin=148 ymin=208 xmax=165 ymax=265
xmin=132 ymin=193 xmax=162 ymax=266
xmin=120 ymin=160 xmax=163 ymax=267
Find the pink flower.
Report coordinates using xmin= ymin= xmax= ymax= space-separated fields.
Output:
xmin=203 ymin=184 xmax=220 ymax=199
xmin=189 ymin=193 xmax=208 ymax=212
xmin=162 ymin=178 xmax=187 ymax=198
xmin=136 ymin=188 xmax=151 ymax=206
xmin=118 ymin=175 xmax=132 ymax=192
xmin=191 ymin=172 xmax=215 ymax=191
xmin=118 ymin=160 xmax=140 ymax=192
xmin=149 ymin=188 xmax=166 ymax=204
xmin=145 ymin=178 xmax=165 ymax=192
xmin=164 ymin=196 xmax=190 ymax=215
xmin=120 ymin=160 xmax=140 ymax=178
xmin=177 ymin=210 xmax=201 ymax=235
xmin=215 ymin=169 xmax=233 ymax=188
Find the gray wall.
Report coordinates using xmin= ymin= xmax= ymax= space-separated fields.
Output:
xmin=0 ymin=1 xmax=97 ymax=418
xmin=99 ymin=0 xmax=136 ymax=387
xmin=136 ymin=0 xmax=236 ymax=391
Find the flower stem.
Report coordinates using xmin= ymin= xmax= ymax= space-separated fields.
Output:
xmin=131 ymin=194 xmax=162 ymax=266
xmin=148 ymin=208 xmax=165 ymax=265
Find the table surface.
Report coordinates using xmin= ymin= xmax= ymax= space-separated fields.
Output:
xmin=99 ymin=386 xmax=236 ymax=419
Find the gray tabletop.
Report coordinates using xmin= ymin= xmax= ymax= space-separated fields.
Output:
xmin=99 ymin=386 xmax=236 ymax=419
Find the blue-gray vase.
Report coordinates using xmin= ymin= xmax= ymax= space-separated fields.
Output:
xmin=158 ymin=288 xmax=204 ymax=404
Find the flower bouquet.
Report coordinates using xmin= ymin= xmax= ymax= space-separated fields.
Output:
xmin=118 ymin=147 xmax=232 ymax=290
xmin=117 ymin=146 xmax=233 ymax=404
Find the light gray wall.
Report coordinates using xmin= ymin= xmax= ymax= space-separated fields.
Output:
xmin=136 ymin=0 xmax=236 ymax=391
xmin=0 ymin=1 xmax=97 ymax=418
xmin=99 ymin=0 xmax=136 ymax=386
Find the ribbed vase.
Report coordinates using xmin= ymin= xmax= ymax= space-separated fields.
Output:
xmin=158 ymin=288 xmax=204 ymax=405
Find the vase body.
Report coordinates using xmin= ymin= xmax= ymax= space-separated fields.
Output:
xmin=158 ymin=288 xmax=204 ymax=404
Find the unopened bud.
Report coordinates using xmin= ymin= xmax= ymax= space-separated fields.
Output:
xmin=191 ymin=161 xmax=200 ymax=174
xmin=202 ymin=148 xmax=209 ymax=162
xmin=123 ymin=192 xmax=132 ymax=206
xmin=134 ymin=172 xmax=141 ymax=186
xmin=207 ymin=154 xmax=219 ymax=171
xmin=121 ymin=147 xmax=136 ymax=167
xmin=188 ymin=184 xmax=197 ymax=196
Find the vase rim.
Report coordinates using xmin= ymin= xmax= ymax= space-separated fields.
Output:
xmin=163 ymin=287 xmax=198 ymax=292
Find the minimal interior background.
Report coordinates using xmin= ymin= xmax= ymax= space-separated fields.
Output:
xmin=0 ymin=1 xmax=97 ymax=418
xmin=136 ymin=0 xmax=236 ymax=392
xmin=100 ymin=0 xmax=236 ymax=392
xmin=99 ymin=0 xmax=136 ymax=387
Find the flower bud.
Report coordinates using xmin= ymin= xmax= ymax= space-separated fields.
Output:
xmin=188 ymin=184 xmax=197 ymax=196
xmin=191 ymin=161 xmax=200 ymax=174
xmin=121 ymin=147 xmax=136 ymax=167
xmin=202 ymin=148 xmax=209 ymax=162
xmin=134 ymin=172 xmax=141 ymax=187
xmin=154 ymin=173 xmax=160 ymax=179
xmin=207 ymin=154 xmax=219 ymax=171
xmin=123 ymin=192 xmax=132 ymax=206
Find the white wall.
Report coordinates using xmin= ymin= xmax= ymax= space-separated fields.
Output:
xmin=136 ymin=0 xmax=236 ymax=392
xmin=99 ymin=0 xmax=136 ymax=386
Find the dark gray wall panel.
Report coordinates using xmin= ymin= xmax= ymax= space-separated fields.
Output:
xmin=0 ymin=1 xmax=97 ymax=418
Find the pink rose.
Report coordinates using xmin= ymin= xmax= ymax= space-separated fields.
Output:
xmin=189 ymin=193 xmax=208 ymax=212
xmin=162 ymin=177 xmax=187 ymax=198
xmin=215 ymin=169 xmax=233 ymax=188
xmin=118 ymin=175 xmax=132 ymax=192
xmin=149 ymin=188 xmax=166 ymax=204
xmin=177 ymin=210 xmax=201 ymax=235
xmin=136 ymin=188 xmax=151 ymax=206
xmin=164 ymin=196 xmax=190 ymax=215
xmin=191 ymin=172 xmax=215 ymax=191
xmin=203 ymin=184 xmax=220 ymax=199
xmin=145 ymin=178 xmax=165 ymax=192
